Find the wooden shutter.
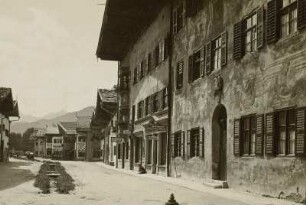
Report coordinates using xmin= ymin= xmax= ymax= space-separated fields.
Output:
xmin=298 ymin=0 xmax=306 ymax=30
xmin=187 ymin=130 xmax=191 ymax=159
xmin=256 ymin=114 xmax=264 ymax=156
xmin=171 ymin=134 xmax=175 ymax=157
xmin=199 ymin=127 xmax=204 ymax=158
xmin=234 ymin=119 xmax=241 ymax=156
xmin=200 ymin=47 xmax=205 ymax=77
xmin=158 ymin=90 xmax=163 ymax=111
xmin=233 ymin=21 xmax=245 ymax=60
xmin=265 ymin=112 xmax=275 ymax=156
xmin=221 ymin=31 xmax=227 ymax=67
xmin=257 ymin=6 xmax=265 ymax=49
xmin=205 ymin=42 xmax=212 ymax=74
xmin=164 ymin=35 xmax=170 ymax=59
xmin=188 ymin=55 xmax=194 ymax=83
xmin=181 ymin=131 xmax=185 ymax=159
xmin=266 ymin=0 xmax=280 ymax=44
xmin=296 ymin=107 xmax=306 ymax=157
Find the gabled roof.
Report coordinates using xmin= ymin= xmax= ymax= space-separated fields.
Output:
xmin=58 ymin=121 xmax=77 ymax=135
xmin=0 ymin=87 xmax=19 ymax=117
xmin=96 ymin=0 xmax=166 ymax=60
xmin=98 ymin=89 xmax=117 ymax=103
xmin=46 ymin=126 xmax=60 ymax=135
xmin=76 ymin=116 xmax=91 ymax=130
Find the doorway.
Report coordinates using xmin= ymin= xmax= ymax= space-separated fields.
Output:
xmin=212 ymin=104 xmax=227 ymax=181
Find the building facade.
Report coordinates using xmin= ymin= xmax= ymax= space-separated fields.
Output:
xmin=58 ymin=122 xmax=77 ymax=160
xmin=96 ymin=0 xmax=306 ymax=199
xmin=0 ymin=87 xmax=19 ymax=162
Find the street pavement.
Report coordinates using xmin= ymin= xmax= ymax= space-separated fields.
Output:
xmin=0 ymin=158 xmax=299 ymax=205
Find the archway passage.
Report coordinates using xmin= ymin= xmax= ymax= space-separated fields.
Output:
xmin=212 ymin=104 xmax=227 ymax=181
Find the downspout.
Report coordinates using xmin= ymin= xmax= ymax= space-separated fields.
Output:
xmin=167 ymin=0 xmax=174 ymax=177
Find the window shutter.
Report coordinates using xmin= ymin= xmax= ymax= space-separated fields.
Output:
xmin=148 ymin=96 xmax=153 ymax=114
xmin=257 ymin=6 xmax=265 ymax=49
xmin=256 ymin=114 xmax=264 ymax=156
xmin=205 ymin=42 xmax=212 ymax=74
xmin=158 ymin=90 xmax=163 ymax=111
xmin=164 ymin=35 xmax=170 ymax=59
xmin=266 ymin=0 xmax=280 ymax=44
xmin=221 ymin=31 xmax=228 ymax=67
xmin=185 ymin=0 xmax=194 ymax=17
xmin=265 ymin=112 xmax=276 ymax=156
xmin=296 ymin=107 xmax=306 ymax=157
xmin=199 ymin=127 xmax=204 ymax=158
xmin=173 ymin=9 xmax=178 ymax=34
xmin=234 ymin=119 xmax=241 ymax=156
xmin=171 ymin=134 xmax=175 ymax=157
xmin=298 ymin=0 xmax=306 ymax=30
xmin=200 ymin=46 xmax=205 ymax=77
xmin=188 ymin=55 xmax=194 ymax=83
xmin=233 ymin=21 xmax=245 ymax=60
xmin=187 ymin=130 xmax=191 ymax=159
xmin=181 ymin=131 xmax=185 ymax=159
xmin=152 ymin=50 xmax=156 ymax=69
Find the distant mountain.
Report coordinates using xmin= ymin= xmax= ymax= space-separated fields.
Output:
xmin=11 ymin=106 xmax=95 ymax=134
xmin=19 ymin=113 xmax=40 ymax=123
xmin=41 ymin=109 xmax=67 ymax=120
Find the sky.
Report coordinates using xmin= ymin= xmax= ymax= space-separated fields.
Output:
xmin=0 ymin=0 xmax=118 ymax=118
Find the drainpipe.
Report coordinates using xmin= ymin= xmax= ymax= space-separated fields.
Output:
xmin=167 ymin=0 xmax=174 ymax=177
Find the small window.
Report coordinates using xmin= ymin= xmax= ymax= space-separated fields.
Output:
xmin=133 ymin=67 xmax=138 ymax=84
xmin=176 ymin=61 xmax=184 ymax=90
xmin=174 ymin=132 xmax=182 ymax=157
xmin=280 ymin=0 xmax=297 ymax=38
xmin=212 ymin=36 xmax=222 ymax=71
xmin=192 ymin=50 xmax=201 ymax=80
xmin=190 ymin=128 xmax=200 ymax=157
xmin=242 ymin=116 xmax=256 ymax=156
xmin=173 ymin=4 xmax=184 ymax=34
xmin=245 ymin=13 xmax=258 ymax=52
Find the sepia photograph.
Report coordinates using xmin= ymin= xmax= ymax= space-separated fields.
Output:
xmin=0 ymin=0 xmax=306 ymax=204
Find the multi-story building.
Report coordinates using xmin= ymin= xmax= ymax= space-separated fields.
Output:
xmin=32 ymin=128 xmax=46 ymax=157
xmin=90 ymin=89 xmax=117 ymax=163
xmin=97 ymin=0 xmax=306 ymax=199
xmin=97 ymin=1 xmax=170 ymax=175
xmin=0 ymin=87 xmax=19 ymax=162
xmin=44 ymin=126 xmax=59 ymax=158
xmin=58 ymin=122 xmax=77 ymax=160
xmin=76 ymin=116 xmax=92 ymax=161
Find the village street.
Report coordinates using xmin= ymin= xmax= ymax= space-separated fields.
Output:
xmin=0 ymin=158 xmax=299 ymax=205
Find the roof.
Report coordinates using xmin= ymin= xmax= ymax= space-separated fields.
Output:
xmin=76 ymin=116 xmax=91 ymax=129
xmin=58 ymin=121 xmax=77 ymax=135
xmin=0 ymin=87 xmax=20 ymax=117
xmin=98 ymin=89 xmax=117 ymax=103
xmin=96 ymin=0 xmax=166 ymax=60
xmin=31 ymin=128 xmax=46 ymax=139
xmin=46 ymin=126 xmax=60 ymax=135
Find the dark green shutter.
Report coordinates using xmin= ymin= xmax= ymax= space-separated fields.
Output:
xmin=205 ymin=42 xmax=212 ymax=74
xmin=296 ymin=107 xmax=306 ymax=157
xmin=200 ymin=47 xmax=205 ymax=77
xmin=298 ymin=0 xmax=306 ymax=30
xmin=234 ymin=119 xmax=241 ymax=157
xmin=188 ymin=55 xmax=193 ymax=83
xmin=221 ymin=31 xmax=227 ymax=67
xmin=257 ymin=6 xmax=265 ymax=49
xmin=266 ymin=0 xmax=281 ymax=44
xmin=233 ymin=21 xmax=245 ymax=60
xmin=256 ymin=114 xmax=264 ymax=156
xmin=181 ymin=131 xmax=185 ymax=159
xmin=265 ymin=113 xmax=276 ymax=156
xmin=187 ymin=130 xmax=191 ymax=159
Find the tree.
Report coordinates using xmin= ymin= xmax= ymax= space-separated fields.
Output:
xmin=8 ymin=132 xmax=23 ymax=150
xmin=22 ymin=128 xmax=35 ymax=151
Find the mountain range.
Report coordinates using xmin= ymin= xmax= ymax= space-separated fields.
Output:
xmin=11 ymin=106 xmax=95 ymax=134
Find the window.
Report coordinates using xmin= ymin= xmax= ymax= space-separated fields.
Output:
xmin=78 ymin=136 xmax=86 ymax=142
xmin=276 ymin=109 xmax=296 ymax=155
xmin=213 ymin=36 xmax=222 ymax=71
xmin=193 ymin=50 xmax=201 ymax=80
xmin=176 ymin=61 xmax=184 ymax=90
xmin=140 ymin=61 xmax=145 ymax=80
xmin=145 ymin=97 xmax=150 ymax=116
xmin=190 ymin=128 xmax=200 ymax=157
xmin=245 ymin=13 xmax=257 ymax=52
xmin=281 ymin=0 xmax=297 ymax=38
xmin=173 ymin=4 xmax=184 ymax=34
xmin=174 ymin=132 xmax=182 ymax=157
xmin=148 ymin=53 xmax=152 ymax=72
xmin=162 ymin=88 xmax=168 ymax=109
xmin=242 ymin=116 xmax=256 ymax=156
xmin=152 ymin=93 xmax=159 ymax=113
xmin=133 ymin=67 xmax=138 ymax=84
xmin=154 ymin=45 xmax=159 ymax=67
xmin=137 ymin=101 xmax=144 ymax=119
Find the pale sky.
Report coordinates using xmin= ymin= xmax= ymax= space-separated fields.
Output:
xmin=0 ymin=0 xmax=117 ymax=117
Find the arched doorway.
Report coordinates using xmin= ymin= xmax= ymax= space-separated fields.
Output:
xmin=212 ymin=104 xmax=227 ymax=181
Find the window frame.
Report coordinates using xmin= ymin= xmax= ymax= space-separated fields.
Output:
xmin=280 ymin=0 xmax=298 ymax=38
xmin=241 ymin=115 xmax=257 ymax=156
xmin=190 ymin=127 xmax=200 ymax=158
xmin=212 ymin=35 xmax=222 ymax=71
xmin=245 ymin=12 xmax=258 ymax=52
